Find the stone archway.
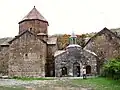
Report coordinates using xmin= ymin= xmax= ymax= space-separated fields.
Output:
xmin=86 ymin=65 xmax=91 ymax=74
xmin=61 ymin=67 xmax=67 ymax=76
xmin=73 ymin=62 xmax=80 ymax=77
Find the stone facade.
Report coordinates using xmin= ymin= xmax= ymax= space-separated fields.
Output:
xmin=19 ymin=20 xmax=48 ymax=35
xmin=84 ymin=28 xmax=120 ymax=60
xmin=46 ymin=39 xmax=58 ymax=76
xmin=84 ymin=27 xmax=120 ymax=73
xmin=0 ymin=6 xmax=57 ymax=77
xmin=0 ymin=46 xmax=9 ymax=75
xmin=8 ymin=31 xmax=47 ymax=77
xmin=55 ymin=36 xmax=97 ymax=77
xmin=1 ymin=7 xmax=120 ymax=77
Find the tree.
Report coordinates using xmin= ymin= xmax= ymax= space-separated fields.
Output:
xmin=102 ymin=59 xmax=120 ymax=80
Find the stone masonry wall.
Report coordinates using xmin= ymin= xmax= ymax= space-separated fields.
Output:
xmin=0 ymin=46 xmax=9 ymax=75
xmin=8 ymin=31 xmax=47 ymax=77
xmin=55 ymin=47 xmax=97 ymax=77
xmin=84 ymin=29 xmax=120 ymax=61
xmin=19 ymin=20 xmax=48 ymax=35
xmin=45 ymin=44 xmax=57 ymax=76
xmin=84 ymin=29 xmax=120 ymax=73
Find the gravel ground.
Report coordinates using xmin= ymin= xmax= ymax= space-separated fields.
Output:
xmin=0 ymin=79 xmax=57 ymax=87
xmin=0 ymin=78 xmax=92 ymax=90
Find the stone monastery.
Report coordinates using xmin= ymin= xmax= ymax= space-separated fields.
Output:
xmin=0 ymin=6 xmax=120 ymax=77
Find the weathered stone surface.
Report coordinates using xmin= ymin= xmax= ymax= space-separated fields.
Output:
xmin=0 ymin=7 xmax=57 ymax=77
xmin=8 ymin=31 xmax=47 ymax=77
xmin=84 ymin=28 xmax=120 ymax=73
xmin=1 ymin=8 xmax=119 ymax=78
xmin=55 ymin=46 xmax=97 ymax=77
xmin=19 ymin=20 xmax=48 ymax=35
xmin=85 ymin=28 xmax=120 ymax=60
xmin=0 ymin=46 xmax=9 ymax=75
xmin=45 ymin=44 xmax=58 ymax=77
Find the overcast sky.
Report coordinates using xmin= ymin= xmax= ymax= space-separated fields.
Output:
xmin=0 ymin=0 xmax=120 ymax=37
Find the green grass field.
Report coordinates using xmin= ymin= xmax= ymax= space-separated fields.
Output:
xmin=0 ymin=86 xmax=25 ymax=90
xmin=72 ymin=77 xmax=120 ymax=90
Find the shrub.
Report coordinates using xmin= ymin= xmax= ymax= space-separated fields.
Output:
xmin=102 ymin=59 xmax=120 ymax=80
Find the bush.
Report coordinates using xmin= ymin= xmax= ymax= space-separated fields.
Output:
xmin=102 ymin=59 xmax=120 ymax=80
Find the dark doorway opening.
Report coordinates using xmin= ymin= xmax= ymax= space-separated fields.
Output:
xmin=62 ymin=67 xmax=67 ymax=76
xmin=86 ymin=65 xmax=91 ymax=74
xmin=73 ymin=62 xmax=80 ymax=77
xmin=45 ymin=62 xmax=55 ymax=77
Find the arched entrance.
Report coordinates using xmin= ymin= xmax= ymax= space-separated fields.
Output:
xmin=73 ymin=62 xmax=80 ymax=77
xmin=61 ymin=67 xmax=67 ymax=76
xmin=86 ymin=65 xmax=91 ymax=74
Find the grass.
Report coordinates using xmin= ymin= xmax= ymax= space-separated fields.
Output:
xmin=12 ymin=76 xmax=54 ymax=81
xmin=0 ymin=86 xmax=25 ymax=90
xmin=71 ymin=77 xmax=120 ymax=90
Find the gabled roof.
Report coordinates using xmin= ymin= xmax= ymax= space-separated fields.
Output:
xmin=8 ymin=30 xmax=46 ymax=44
xmin=19 ymin=6 xmax=48 ymax=24
xmin=84 ymin=27 xmax=120 ymax=47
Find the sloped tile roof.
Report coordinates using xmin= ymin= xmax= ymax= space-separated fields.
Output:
xmin=19 ymin=6 xmax=48 ymax=23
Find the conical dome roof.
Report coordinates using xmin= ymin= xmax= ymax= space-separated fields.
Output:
xmin=19 ymin=6 xmax=48 ymax=23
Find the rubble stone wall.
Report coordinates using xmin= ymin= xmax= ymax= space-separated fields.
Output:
xmin=19 ymin=20 xmax=48 ymax=35
xmin=8 ymin=32 xmax=47 ymax=77
xmin=55 ymin=47 xmax=97 ymax=77
xmin=0 ymin=46 xmax=9 ymax=75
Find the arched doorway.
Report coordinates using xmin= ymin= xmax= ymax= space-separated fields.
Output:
xmin=61 ymin=67 xmax=67 ymax=76
xmin=86 ymin=65 xmax=91 ymax=74
xmin=73 ymin=62 xmax=80 ymax=77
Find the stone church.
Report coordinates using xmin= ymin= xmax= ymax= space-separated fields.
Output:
xmin=0 ymin=6 xmax=57 ymax=77
xmin=54 ymin=32 xmax=97 ymax=77
xmin=1 ymin=6 xmax=120 ymax=77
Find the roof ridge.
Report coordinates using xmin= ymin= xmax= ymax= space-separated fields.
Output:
xmin=8 ymin=30 xmax=47 ymax=44
xmin=83 ymin=27 xmax=120 ymax=48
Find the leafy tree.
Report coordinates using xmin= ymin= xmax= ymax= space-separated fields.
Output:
xmin=102 ymin=59 xmax=120 ymax=80
xmin=53 ymin=32 xmax=95 ymax=50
